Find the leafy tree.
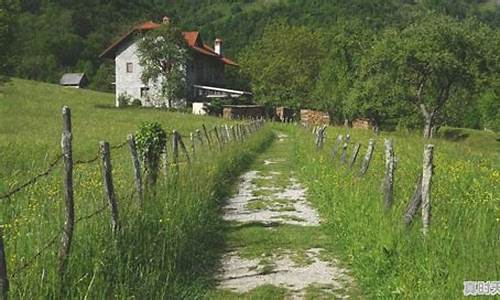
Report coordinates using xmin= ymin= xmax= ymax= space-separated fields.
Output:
xmin=355 ymin=13 xmax=499 ymax=138
xmin=312 ymin=20 xmax=374 ymax=121
xmin=477 ymin=82 xmax=500 ymax=131
xmin=0 ymin=0 xmax=18 ymax=84
xmin=239 ymin=21 xmax=326 ymax=109
xmin=137 ymin=23 xmax=189 ymax=108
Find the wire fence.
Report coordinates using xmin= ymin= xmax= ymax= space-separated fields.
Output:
xmin=0 ymin=106 xmax=266 ymax=296
xmin=0 ymin=154 xmax=63 ymax=200
xmin=310 ymin=124 xmax=435 ymax=235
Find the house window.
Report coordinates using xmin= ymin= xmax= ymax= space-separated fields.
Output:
xmin=140 ymin=87 xmax=150 ymax=98
xmin=126 ymin=63 xmax=133 ymax=73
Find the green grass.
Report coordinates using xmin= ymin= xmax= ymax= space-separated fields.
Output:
xmin=287 ymin=123 xmax=499 ymax=299
xmin=0 ymin=79 xmax=275 ymax=298
xmin=1 ymin=79 xmax=498 ymax=298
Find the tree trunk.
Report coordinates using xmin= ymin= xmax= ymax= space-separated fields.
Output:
xmin=421 ymin=104 xmax=435 ymax=140
xmin=423 ymin=117 xmax=433 ymax=139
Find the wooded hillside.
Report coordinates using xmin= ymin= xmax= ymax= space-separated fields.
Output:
xmin=0 ymin=0 xmax=498 ymax=86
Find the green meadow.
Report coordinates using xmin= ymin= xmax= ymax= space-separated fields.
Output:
xmin=0 ymin=79 xmax=274 ymax=298
xmin=0 ymin=79 xmax=498 ymax=298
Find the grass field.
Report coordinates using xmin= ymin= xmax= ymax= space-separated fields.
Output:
xmin=0 ymin=79 xmax=498 ymax=298
xmin=0 ymin=79 xmax=274 ymax=298
xmin=288 ymin=124 xmax=499 ymax=299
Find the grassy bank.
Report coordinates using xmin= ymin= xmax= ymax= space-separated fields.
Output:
xmin=288 ymin=124 xmax=499 ymax=299
xmin=0 ymin=78 xmax=275 ymax=298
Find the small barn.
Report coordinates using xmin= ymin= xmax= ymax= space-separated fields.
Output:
xmin=60 ymin=73 xmax=88 ymax=88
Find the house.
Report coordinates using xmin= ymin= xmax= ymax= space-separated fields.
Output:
xmin=59 ymin=73 xmax=88 ymax=88
xmin=100 ymin=17 xmax=249 ymax=108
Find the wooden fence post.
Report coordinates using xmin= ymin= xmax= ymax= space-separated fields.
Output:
xmin=339 ymin=143 xmax=348 ymax=165
xmin=196 ymin=129 xmax=204 ymax=146
xmin=231 ymin=125 xmax=237 ymax=142
xmin=315 ymin=125 xmax=326 ymax=150
xmin=331 ymin=135 xmax=343 ymax=158
xmin=359 ymin=139 xmax=375 ymax=176
xmin=161 ymin=138 xmax=168 ymax=177
xmin=239 ymin=124 xmax=244 ymax=140
xmin=225 ymin=124 xmax=232 ymax=142
xmin=172 ymin=130 xmax=179 ymax=172
xmin=383 ymin=139 xmax=395 ymax=211
xmin=349 ymin=143 xmax=361 ymax=169
xmin=214 ymin=126 xmax=222 ymax=148
xmin=422 ymin=144 xmax=434 ymax=235
xmin=100 ymin=141 xmax=120 ymax=234
xmin=190 ymin=132 xmax=195 ymax=159
xmin=202 ymin=124 xmax=212 ymax=150
xmin=127 ymin=134 xmax=143 ymax=204
xmin=178 ymin=134 xmax=191 ymax=164
xmin=218 ymin=126 xmax=225 ymax=144
xmin=403 ymin=174 xmax=423 ymax=226
xmin=0 ymin=229 xmax=9 ymax=300
xmin=314 ymin=127 xmax=319 ymax=149
xmin=59 ymin=106 xmax=74 ymax=280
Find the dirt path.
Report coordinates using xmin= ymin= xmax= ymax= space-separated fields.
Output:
xmin=209 ymin=133 xmax=358 ymax=299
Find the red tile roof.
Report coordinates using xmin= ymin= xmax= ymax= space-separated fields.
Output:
xmin=100 ymin=21 xmax=238 ymax=66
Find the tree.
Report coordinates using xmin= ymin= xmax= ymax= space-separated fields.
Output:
xmin=0 ymin=0 xmax=18 ymax=84
xmin=137 ymin=22 xmax=189 ymax=108
xmin=239 ymin=21 xmax=326 ymax=109
xmin=357 ymin=13 xmax=498 ymax=138
xmin=312 ymin=20 xmax=375 ymax=121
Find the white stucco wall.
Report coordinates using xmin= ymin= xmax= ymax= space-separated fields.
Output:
xmin=115 ymin=40 xmax=148 ymax=107
xmin=192 ymin=102 xmax=207 ymax=115
xmin=115 ymin=39 xmax=187 ymax=108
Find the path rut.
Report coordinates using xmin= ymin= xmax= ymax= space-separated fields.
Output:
xmin=212 ymin=133 xmax=357 ymax=299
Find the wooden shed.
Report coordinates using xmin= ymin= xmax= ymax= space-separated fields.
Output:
xmin=223 ymin=105 xmax=266 ymax=119
xmin=59 ymin=73 xmax=88 ymax=88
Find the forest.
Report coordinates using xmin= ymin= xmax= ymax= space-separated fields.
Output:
xmin=0 ymin=0 xmax=499 ymax=132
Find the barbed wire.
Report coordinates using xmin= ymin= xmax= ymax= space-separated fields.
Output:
xmin=5 ymin=122 xmax=264 ymax=278
xmin=10 ymin=230 xmax=60 ymax=278
xmin=74 ymin=139 xmax=128 ymax=165
xmin=0 ymin=155 xmax=63 ymax=200
xmin=110 ymin=140 xmax=128 ymax=150
xmin=9 ymin=203 xmax=108 ymax=278
xmin=75 ymin=153 xmax=99 ymax=165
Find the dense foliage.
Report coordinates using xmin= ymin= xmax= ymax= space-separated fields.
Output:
xmin=350 ymin=13 xmax=499 ymax=137
xmin=239 ymin=22 xmax=326 ymax=109
xmin=135 ymin=121 xmax=167 ymax=187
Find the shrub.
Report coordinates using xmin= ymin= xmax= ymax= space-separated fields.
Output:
xmin=131 ymin=98 xmax=142 ymax=107
xmin=203 ymin=99 xmax=224 ymax=116
xmin=117 ymin=93 xmax=131 ymax=107
xmin=135 ymin=122 xmax=167 ymax=188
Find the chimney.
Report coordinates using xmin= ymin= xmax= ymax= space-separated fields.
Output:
xmin=162 ymin=16 xmax=171 ymax=24
xmin=214 ymin=38 xmax=223 ymax=56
